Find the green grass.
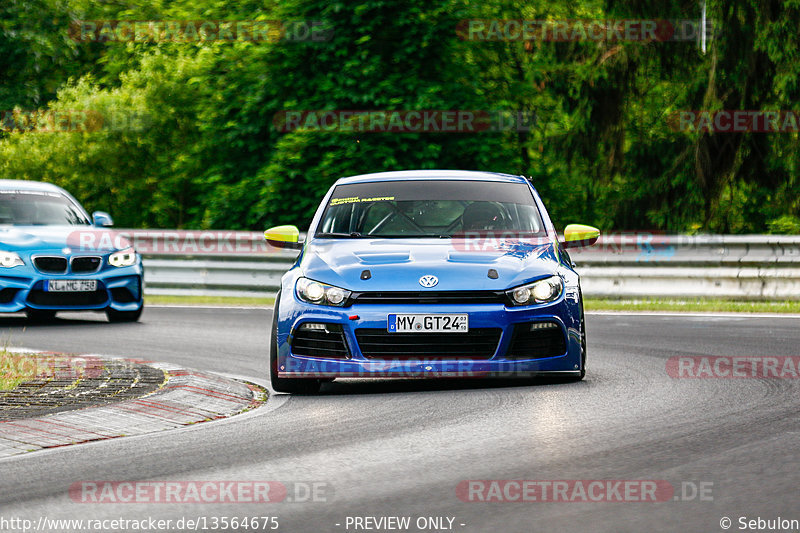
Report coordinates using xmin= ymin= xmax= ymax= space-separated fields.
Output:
xmin=0 ymin=351 xmax=38 ymax=391
xmin=145 ymin=294 xmax=275 ymax=306
xmin=585 ymin=298 xmax=800 ymax=314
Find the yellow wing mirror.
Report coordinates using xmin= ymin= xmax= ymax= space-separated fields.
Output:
xmin=563 ymin=224 xmax=600 ymax=249
xmin=264 ymin=225 xmax=304 ymax=250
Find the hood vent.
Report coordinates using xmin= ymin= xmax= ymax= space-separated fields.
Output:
xmin=353 ymin=252 xmax=411 ymax=264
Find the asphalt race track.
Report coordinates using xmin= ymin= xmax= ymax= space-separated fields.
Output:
xmin=0 ymin=307 xmax=798 ymax=533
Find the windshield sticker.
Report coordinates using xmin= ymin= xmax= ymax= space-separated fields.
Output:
xmin=330 ymin=196 xmax=395 ymax=206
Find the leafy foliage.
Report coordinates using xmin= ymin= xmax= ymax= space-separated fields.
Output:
xmin=0 ymin=0 xmax=798 ymax=233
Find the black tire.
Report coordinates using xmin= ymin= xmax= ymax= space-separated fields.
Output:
xmin=551 ymin=292 xmax=586 ymax=383
xmin=577 ymin=305 xmax=587 ymax=380
xmin=25 ymin=309 xmax=57 ymax=322
xmin=570 ymin=291 xmax=587 ymax=381
xmin=106 ymin=304 xmax=143 ymax=323
xmin=270 ymin=292 xmax=321 ymax=394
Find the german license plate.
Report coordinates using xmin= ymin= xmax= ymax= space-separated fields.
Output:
xmin=388 ymin=314 xmax=468 ymax=333
xmin=46 ymin=280 xmax=97 ymax=292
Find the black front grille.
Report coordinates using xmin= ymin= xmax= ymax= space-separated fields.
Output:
xmin=34 ymin=257 xmax=67 ymax=274
xmin=291 ymin=324 xmax=350 ymax=359
xmin=350 ymin=291 xmax=506 ymax=305
xmin=71 ymin=256 xmax=102 ymax=273
xmin=26 ymin=290 xmax=108 ymax=307
xmin=355 ymin=328 xmax=501 ymax=359
xmin=506 ymin=322 xmax=567 ymax=359
xmin=0 ymin=288 xmax=19 ymax=304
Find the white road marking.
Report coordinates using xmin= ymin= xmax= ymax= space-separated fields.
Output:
xmin=146 ymin=304 xmax=269 ymax=310
xmin=587 ymin=310 xmax=800 ymax=319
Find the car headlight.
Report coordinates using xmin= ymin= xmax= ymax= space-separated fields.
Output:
xmin=506 ymin=276 xmax=563 ymax=306
xmin=296 ymin=277 xmax=351 ymax=307
xmin=0 ymin=251 xmax=24 ymax=268
xmin=108 ymin=247 xmax=137 ymax=268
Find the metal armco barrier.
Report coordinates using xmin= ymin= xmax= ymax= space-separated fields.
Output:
xmin=570 ymin=234 xmax=800 ymax=300
xmin=131 ymin=231 xmax=800 ymax=300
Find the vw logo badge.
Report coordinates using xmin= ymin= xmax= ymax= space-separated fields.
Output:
xmin=419 ymin=275 xmax=438 ymax=288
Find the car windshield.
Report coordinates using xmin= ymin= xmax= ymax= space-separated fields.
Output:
xmin=316 ymin=180 xmax=546 ymax=238
xmin=0 ymin=191 xmax=91 ymax=226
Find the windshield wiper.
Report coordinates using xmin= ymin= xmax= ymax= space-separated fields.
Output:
xmin=316 ymin=232 xmax=363 ymax=238
xmin=362 ymin=234 xmax=451 ymax=239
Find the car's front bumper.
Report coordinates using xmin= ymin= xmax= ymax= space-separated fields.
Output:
xmin=0 ymin=266 xmax=143 ymax=313
xmin=276 ymin=295 xmax=583 ymax=378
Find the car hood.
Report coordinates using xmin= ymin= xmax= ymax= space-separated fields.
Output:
xmin=0 ymin=226 xmax=129 ymax=254
xmin=300 ymin=238 xmax=560 ymax=291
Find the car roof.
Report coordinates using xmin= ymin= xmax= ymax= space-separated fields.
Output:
xmin=0 ymin=179 xmax=68 ymax=194
xmin=335 ymin=170 xmax=530 ymax=185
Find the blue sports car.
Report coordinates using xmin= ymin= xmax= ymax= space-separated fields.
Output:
xmin=0 ymin=180 xmax=143 ymax=322
xmin=265 ymin=170 xmax=599 ymax=393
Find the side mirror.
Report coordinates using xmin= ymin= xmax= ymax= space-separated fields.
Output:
xmin=92 ymin=211 xmax=114 ymax=227
xmin=563 ymin=224 xmax=600 ymax=249
xmin=264 ymin=225 xmax=304 ymax=250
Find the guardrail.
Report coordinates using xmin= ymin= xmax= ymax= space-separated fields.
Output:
xmin=570 ymin=234 xmax=800 ymax=300
xmin=131 ymin=231 xmax=800 ymax=300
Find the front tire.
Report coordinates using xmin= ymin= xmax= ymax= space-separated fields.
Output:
xmin=270 ymin=292 xmax=321 ymax=394
xmin=577 ymin=309 xmax=587 ymax=380
xmin=571 ymin=291 xmax=587 ymax=381
xmin=552 ymin=292 xmax=586 ymax=383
